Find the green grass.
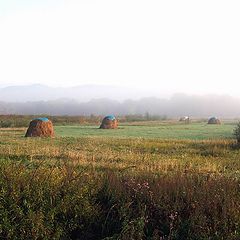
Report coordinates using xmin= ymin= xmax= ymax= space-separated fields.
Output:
xmin=0 ymin=121 xmax=240 ymax=239
xmin=55 ymin=122 xmax=235 ymax=140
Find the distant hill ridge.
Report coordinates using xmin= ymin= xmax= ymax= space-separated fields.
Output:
xmin=0 ymin=84 xmax=155 ymax=102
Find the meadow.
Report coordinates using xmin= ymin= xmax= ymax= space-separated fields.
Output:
xmin=0 ymin=120 xmax=240 ymax=239
xmin=56 ymin=121 xmax=235 ymax=140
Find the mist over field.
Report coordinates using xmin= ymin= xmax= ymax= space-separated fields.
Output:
xmin=0 ymin=84 xmax=239 ymax=117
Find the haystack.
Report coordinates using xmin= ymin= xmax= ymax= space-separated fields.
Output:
xmin=100 ymin=115 xmax=118 ymax=129
xmin=208 ymin=117 xmax=221 ymax=125
xmin=179 ymin=116 xmax=190 ymax=123
xmin=25 ymin=118 xmax=54 ymax=137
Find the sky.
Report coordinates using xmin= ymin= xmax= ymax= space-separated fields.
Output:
xmin=0 ymin=0 xmax=240 ymax=96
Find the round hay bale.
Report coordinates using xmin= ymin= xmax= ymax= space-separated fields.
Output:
xmin=100 ymin=115 xmax=118 ymax=129
xmin=179 ymin=116 xmax=190 ymax=123
xmin=208 ymin=117 xmax=221 ymax=125
xmin=25 ymin=118 xmax=54 ymax=137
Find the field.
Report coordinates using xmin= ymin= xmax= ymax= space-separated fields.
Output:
xmin=56 ymin=122 xmax=236 ymax=140
xmin=0 ymin=120 xmax=240 ymax=239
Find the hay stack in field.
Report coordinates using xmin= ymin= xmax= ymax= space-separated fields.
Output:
xmin=208 ymin=117 xmax=221 ymax=125
xmin=100 ymin=115 xmax=118 ymax=129
xmin=179 ymin=116 xmax=190 ymax=123
xmin=25 ymin=118 xmax=54 ymax=137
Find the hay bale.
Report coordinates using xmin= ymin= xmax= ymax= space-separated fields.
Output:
xmin=208 ymin=117 xmax=221 ymax=125
xmin=25 ymin=118 xmax=54 ymax=137
xmin=179 ymin=116 xmax=190 ymax=123
xmin=100 ymin=115 xmax=118 ymax=129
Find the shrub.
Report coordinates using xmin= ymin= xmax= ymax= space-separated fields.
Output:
xmin=0 ymin=120 xmax=13 ymax=128
xmin=233 ymin=121 xmax=240 ymax=144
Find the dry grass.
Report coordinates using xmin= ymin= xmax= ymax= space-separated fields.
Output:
xmin=0 ymin=128 xmax=239 ymax=239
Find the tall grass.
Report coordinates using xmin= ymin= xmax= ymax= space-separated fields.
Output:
xmin=0 ymin=129 xmax=239 ymax=239
xmin=0 ymin=161 xmax=239 ymax=239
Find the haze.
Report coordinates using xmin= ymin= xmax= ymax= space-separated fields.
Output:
xmin=0 ymin=0 xmax=240 ymax=97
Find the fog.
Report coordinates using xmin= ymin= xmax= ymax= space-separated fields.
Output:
xmin=0 ymin=1 xmax=240 ymax=116
xmin=0 ymin=84 xmax=170 ymax=102
xmin=0 ymin=86 xmax=240 ymax=118
xmin=1 ymin=1 xmax=240 ymax=97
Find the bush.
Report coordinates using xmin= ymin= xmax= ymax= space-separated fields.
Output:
xmin=0 ymin=120 xmax=13 ymax=128
xmin=233 ymin=121 xmax=240 ymax=144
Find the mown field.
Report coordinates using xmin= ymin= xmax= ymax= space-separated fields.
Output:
xmin=56 ymin=122 xmax=236 ymax=140
xmin=0 ymin=121 xmax=240 ymax=239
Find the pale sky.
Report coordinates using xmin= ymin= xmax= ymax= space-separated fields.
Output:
xmin=0 ymin=0 xmax=240 ymax=96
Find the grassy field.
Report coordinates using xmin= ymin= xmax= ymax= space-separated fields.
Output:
xmin=0 ymin=121 xmax=240 ymax=239
xmin=56 ymin=122 xmax=236 ymax=140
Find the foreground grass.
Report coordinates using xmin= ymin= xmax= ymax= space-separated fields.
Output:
xmin=0 ymin=128 xmax=240 ymax=239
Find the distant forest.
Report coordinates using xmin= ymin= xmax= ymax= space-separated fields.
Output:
xmin=0 ymin=94 xmax=240 ymax=118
